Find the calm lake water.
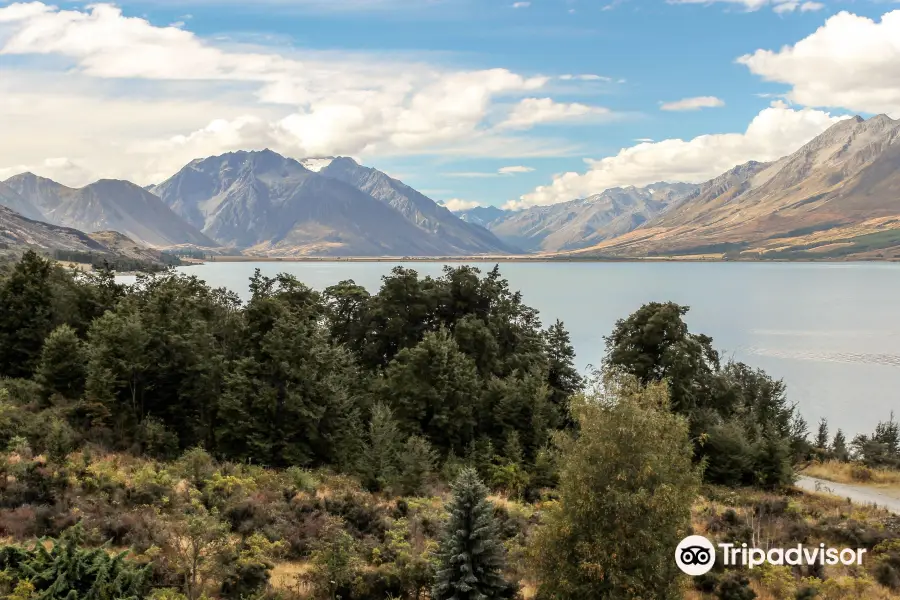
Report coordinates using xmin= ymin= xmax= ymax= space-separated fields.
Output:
xmin=124 ymin=261 xmax=900 ymax=437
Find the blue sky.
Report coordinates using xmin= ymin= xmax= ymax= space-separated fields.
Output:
xmin=1 ymin=0 xmax=898 ymax=209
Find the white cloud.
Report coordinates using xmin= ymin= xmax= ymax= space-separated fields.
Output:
xmin=442 ymin=198 xmax=483 ymax=211
xmin=446 ymin=165 xmax=535 ymax=178
xmin=498 ymin=165 xmax=534 ymax=174
xmin=738 ymin=10 xmax=900 ymax=116
xmin=0 ymin=2 xmax=585 ymax=184
xmin=0 ymin=158 xmax=94 ymax=188
xmin=499 ymin=98 xmax=614 ymax=129
xmin=512 ymin=2 xmax=530 ymax=7
xmin=669 ymin=0 xmax=823 ymax=12
xmin=559 ymin=74 xmax=612 ymax=82
xmin=660 ymin=96 xmax=725 ymax=111
xmin=634 ymin=138 xmax=654 ymax=142
xmin=509 ymin=103 xmax=849 ymax=209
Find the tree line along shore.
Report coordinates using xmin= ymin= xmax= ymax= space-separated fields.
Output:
xmin=0 ymin=251 xmax=899 ymax=599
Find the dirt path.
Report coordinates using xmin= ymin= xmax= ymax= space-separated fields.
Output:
xmin=796 ymin=475 xmax=900 ymax=514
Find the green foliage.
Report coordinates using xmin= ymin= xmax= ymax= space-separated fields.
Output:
xmin=852 ymin=413 xmax=900 ymax=468
xmin=815 ymin=417 xmax=830 ymax=450
xmin=529 ymin=378 xmax=701 ymax=600
xmin=432 ymin=468 xmax=510 ymax=600
xmin=306 ymin=515 xmax=361 ymax=600
xmin=605 ymin=302 xmax=802 ymax=488
xmin=35 ymin=325 xmax=87 ymax=400
xmin=397 ymin=435 xmax=437 ymax=497
xmin=0 ymin=525 xmax=151 ymax=599
xmin=366 ymin=402 xmax=403 ymax=492
xmin=544 ymin=319 xmax=582 ymax=427
xmin=382 ymin=329 xmax=481 ymax=454
xmin=832 ymin=429 xmax=849 ymax=462
xmin=0 ymin=251 xmax=56 ymax=379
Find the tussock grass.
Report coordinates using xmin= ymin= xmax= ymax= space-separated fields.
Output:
xmin=804 ymin=461 xmax=900 ymax=491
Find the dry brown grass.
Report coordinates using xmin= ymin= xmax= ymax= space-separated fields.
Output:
xmin=803 ymin=461 xmax=900 ymax=497
xmin=269 ymin=561 xmax=313 ymax=598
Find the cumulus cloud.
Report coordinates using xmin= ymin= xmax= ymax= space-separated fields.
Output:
xmin=0 ymin=2 xmax=577 ymax=184
xmin=738 ymin=10 xmax=900 ymax=116
xmin=508 ymin=102 xmax=849 ymax=209
xmin=499 ymin=98 xmax=614 ymax=129
xmin=660 ymin=96 xmax=725 ymax=111
xmin=441 ymin=198 xmax=483 ymax=211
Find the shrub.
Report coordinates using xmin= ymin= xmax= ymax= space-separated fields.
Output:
xmin=716 ymin=572 xmax=757 ymax=600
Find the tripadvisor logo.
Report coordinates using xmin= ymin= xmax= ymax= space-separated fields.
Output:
xmin=675 ymin=535 xmax=867 ymax=576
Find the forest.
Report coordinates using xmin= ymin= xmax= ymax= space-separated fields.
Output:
xmin=0 ymin=251 xmax=898 ymax=600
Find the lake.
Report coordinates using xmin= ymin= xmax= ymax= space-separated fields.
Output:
xmin=123 ymin=261 xmax=900 ymax=437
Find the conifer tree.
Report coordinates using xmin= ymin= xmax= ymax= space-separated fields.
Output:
xmin=0 ymin=251 xmax=55 ymax=378
xmin=36 ymin=324 xmax=87 ymax=399
xmin=432 ymin=468 xmax=510 ymax=600
xmin=545 ymin=319 xmax=582 ymax=426
xmin=367 ymin=402 xmax=403 ymax=492
xmin=815 ymin=417 xmax=830 ymax=450
xmin=833 ymin=429 xmax=849 ymax=462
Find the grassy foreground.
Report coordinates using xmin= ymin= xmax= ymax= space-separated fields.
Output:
xmin=1 ymin=447 xmax=899 ymax=600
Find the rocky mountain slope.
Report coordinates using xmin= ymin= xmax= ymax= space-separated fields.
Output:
xmin=568 ymin=114 xmax=900 ymax=259
xmin=481 ymin=183 xmax=696 ymax=253
xmin=87 ymin=230 xmax=179 ymax=265
xmin=0 ymin=204 xmax=111 ymax=254
xmin=0 ymin=182 xmax=45 ymax=221
xmin=2 ymin=174 xmax=217 ymax=249
xmin=311 ymin=157 xmax=514 ymax=254
xmin=454 ymin=205 xmax=508 ymax=229
xmin=150 ymin=150 xmax=460 ymax=257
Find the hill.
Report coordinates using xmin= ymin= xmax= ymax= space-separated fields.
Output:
xmin=566 ymin=114 xmax=900 ymax=260
xmin=2 ymin=173 xmax=217 ymax=249
xmin=150 ymin=150 xmax=475 ymax=257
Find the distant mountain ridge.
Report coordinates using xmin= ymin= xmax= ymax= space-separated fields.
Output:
xmin=150 ymin=150 xmax=512 ymax=256
xmin=0 ymin=204 xmax=110 ymax=254
xmin=2 ymin=173 xmax=217 ymax=248
xmin=452 ymin=183 xmax=697 ymax=253
xmin=6 ymin=114 xmax=900 ymax=260
xmin=315 ymin=157 xmax=515 ymax=254
xmin=568 ymin=114 xmax=900 ymax=259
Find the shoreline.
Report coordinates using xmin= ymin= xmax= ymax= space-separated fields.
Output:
xmin=184 ymin=255 xmax=900 ymax=264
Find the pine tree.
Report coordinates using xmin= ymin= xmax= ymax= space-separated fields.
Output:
xmin=367 ymin=402 xmax=403 ymax=492
xmin=397 ymin=435 xmax=437 ymax=496
xmin=833 ymin=429 xmax=849 ymax=462
xmin=36 ymin=324 xmax=87 ymax=399
xmin=545 ymin=319 xmax=582 ymax=427
xmin=815 ymin=417 xmax=830 ymax=450
xmin=432 ymin=468 xmax=510 ymax=600
xmin=0 ymin=251 xmax=55 ymax=379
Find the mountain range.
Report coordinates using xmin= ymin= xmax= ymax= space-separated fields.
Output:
xmin=148 ymin=151 xmax=511 ymax=256
xmin=1 ymin=114 xmax=899 ymax=261
xmin=565 ymin=114 xmax=900 ymax=259
xmin=460 ymin=183 xmax=697 ymax=253
xmin=3 ymin=174 xmax=216 ymax=248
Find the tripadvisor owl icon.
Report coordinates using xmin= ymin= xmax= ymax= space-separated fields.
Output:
xmin=676 ymin=535 xmax=716 ymax=576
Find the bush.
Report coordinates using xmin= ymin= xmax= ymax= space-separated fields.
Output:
xmin=850 ymin=464 xmax=874 ymax=482
xmin=716 ymin=572 xmax=757 ymax=600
